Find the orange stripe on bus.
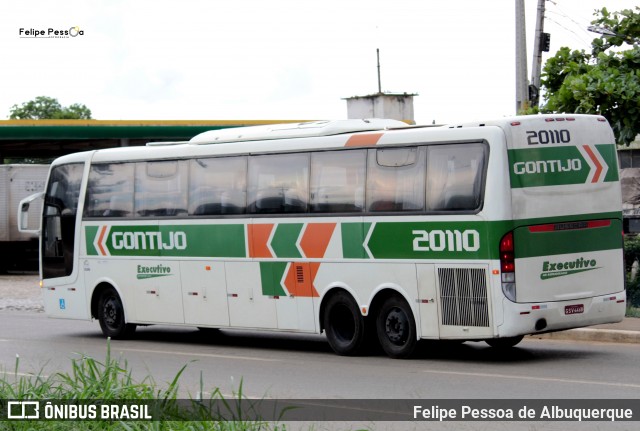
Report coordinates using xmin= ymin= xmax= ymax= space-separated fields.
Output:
xmin=283 ymin=263 xmax=316 ymax=297
xmin=583 ymin=145 xmax=603 ymax=183
xmin=300 ymin=223 xmax=336 ymax=258
xmin=344 ymin=133 xmax=384 ymax=147
xmin=97 ymin=226 xmax=108 ymax=256
xmin=248 ymin=224 xmax=274 ymax=258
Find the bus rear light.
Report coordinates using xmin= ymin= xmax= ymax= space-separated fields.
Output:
xmin=500 ymin=231 xmax=516 ymax=302
xmin=528 ymin=220 xmax=610 ymax=232
xmin=503 ymin=283 xmax=516 ymax=302
xmin=502 ymin=272 xmax=515 ymax=283
xmin=499 ymin=232 xmax=515 ymax=273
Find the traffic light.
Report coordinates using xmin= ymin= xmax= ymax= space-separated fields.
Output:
xmin=541 ymin=33 xmax=551 ymax=52
xmin=529 ymin=85 xmax=539 ymax=106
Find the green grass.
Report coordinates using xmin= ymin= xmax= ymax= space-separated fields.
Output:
xmin=0 ymin=340 xmax=287 ymax=430
xmin=626 ymin=305 xmax=640 ymax=318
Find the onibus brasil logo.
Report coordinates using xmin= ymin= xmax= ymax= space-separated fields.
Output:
xmin=540 ymin=257 xmax=600 ymax=280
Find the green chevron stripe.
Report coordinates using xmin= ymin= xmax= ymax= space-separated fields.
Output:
xmin=270 ymin=223 xmax=303 ymax=258
xmin=259 ymin=262 xmax=288 ymax=296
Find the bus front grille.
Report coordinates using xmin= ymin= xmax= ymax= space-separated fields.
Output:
xmin=438 ymin=267 xmax=489 ymax=327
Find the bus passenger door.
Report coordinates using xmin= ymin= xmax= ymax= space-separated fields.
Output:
xmin=41 ymin=163 xmax=87 ymax=319
xmin=180 ymin=261 xmax=229 ymax=327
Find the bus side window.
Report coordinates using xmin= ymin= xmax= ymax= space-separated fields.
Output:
xmin=366 ymin=147 xmax=426 ymax=212
xmin=84 ymin=163 xmax=134 ymax=218
xmin=426 ymin=144 xmax=486 ymax=211
xmin=310 ymin=150 xmax=365 ymax=213
xmin=248 ymin=153 xmax=309 ymax=214
xmin=189 ymin=157 xmax=247 ymax=215
xmin=135 ymin=160 xmax=188 ymax=217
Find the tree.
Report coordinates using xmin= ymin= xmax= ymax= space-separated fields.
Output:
xmin=539 ymin=7 xmax=640 ymax=146
xmin=8 ymin=96 xmax=92 ymax=120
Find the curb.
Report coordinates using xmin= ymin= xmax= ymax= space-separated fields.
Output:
xmin=529 ymin=329 xmax=640 ymax=344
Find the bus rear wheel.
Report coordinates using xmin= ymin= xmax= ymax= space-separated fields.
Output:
xmin=376 ymin=295 xmax=417 ymax=359
xmin=323 ymin=291 xmax=368 ymax=356
xmin=98 ymin=287 xmax=136 ymax=339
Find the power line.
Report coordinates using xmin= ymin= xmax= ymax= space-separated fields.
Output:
xmin=544 ymin=15 xmax=592 ymax=48
xmin=547 ymin=0 xmax=593 ymax=31
xmin=545 ymin=0 xmax=596 ymax=48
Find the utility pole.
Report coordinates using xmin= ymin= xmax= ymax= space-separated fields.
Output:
xmin=515 ymin=0 xmax=529 ymax=113
xmin=530 ymin=0 xmax=548 ymax=108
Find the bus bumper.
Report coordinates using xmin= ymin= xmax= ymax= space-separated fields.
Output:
xmin=498 ymin=291 xmax=626 ymax=338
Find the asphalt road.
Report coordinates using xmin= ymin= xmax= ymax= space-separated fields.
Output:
xmin=3 ymin=279 xmax=639 ymax=430
xmin=1 ymin=310 xmax=640 ymax=402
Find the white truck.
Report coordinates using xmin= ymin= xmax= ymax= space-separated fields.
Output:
xmin=0 ymin=164 xmax=48 ymax=272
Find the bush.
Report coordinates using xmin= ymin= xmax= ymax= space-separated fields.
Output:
xmin=624 ymin=236 xmax=640 ymax=308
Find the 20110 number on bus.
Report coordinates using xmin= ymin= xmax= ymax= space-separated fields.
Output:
xmin=412 ymin=229 xmax=480 ymax=252
xmin=526 ymin=129 xmax=571 ymax=145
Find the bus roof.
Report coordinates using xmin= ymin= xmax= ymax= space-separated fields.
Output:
xmin=189 ymin=119 xmax=409 ymax=144
xmin=51 ymin=119 xmax=505 ymax=166
xmin=50 ymin=114 xmax=612 ymax=167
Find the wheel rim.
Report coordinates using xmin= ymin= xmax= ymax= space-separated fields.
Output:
xmin=385 ymin=307 xmax=409 ymax=345
xmin=103 ymin=296 xmax=119 ymax=329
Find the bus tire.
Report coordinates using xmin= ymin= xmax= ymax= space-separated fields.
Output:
xmin=323 ymin=291 xmax=368 ymax=356
xmin=376 ymin=295 xmax=417 ymax=359
xmin=98 ymin=287 xmax=136 ymax=339
xmin=485 ymin=335 xmax=524 ymax=349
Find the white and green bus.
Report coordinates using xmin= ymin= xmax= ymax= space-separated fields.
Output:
xmin=19 ymin=115 xmax=626 ymax=358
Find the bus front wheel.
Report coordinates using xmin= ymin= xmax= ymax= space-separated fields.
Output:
xmin=98 ymin=287 xmax=136 ymax=339
xmin=323 ymin=291 xmax=368 ymax=356
xmin=376 ymin=295 xmax=417 ymax=359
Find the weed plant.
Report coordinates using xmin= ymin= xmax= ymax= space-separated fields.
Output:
xmin=0 ymin=340 xmax=286 ymax=431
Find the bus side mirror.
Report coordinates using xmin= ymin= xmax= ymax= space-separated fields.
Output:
xmin=18 ymin=192 xmax=44 ymax=234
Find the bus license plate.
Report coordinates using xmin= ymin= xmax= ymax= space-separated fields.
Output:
xmin=565 ymin=304 xmax=584 ymax=315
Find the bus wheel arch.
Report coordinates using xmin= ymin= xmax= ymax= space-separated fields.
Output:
xmin=372 ymin=290 xmax=418 ymax=359
xmin=93 ymin=283 xmax=136 ymax=339
xmin=320 ymin=288 xmax=370 ymax=356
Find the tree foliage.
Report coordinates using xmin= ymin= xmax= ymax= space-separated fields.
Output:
xmin=539 ymin=7 xmax=640 ymax=146
xmin=9 ymin=96 xmax=92 ymax=120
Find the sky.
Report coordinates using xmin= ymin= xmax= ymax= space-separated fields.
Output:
xmin=1 ymin=0 xmax=637 ymax=125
